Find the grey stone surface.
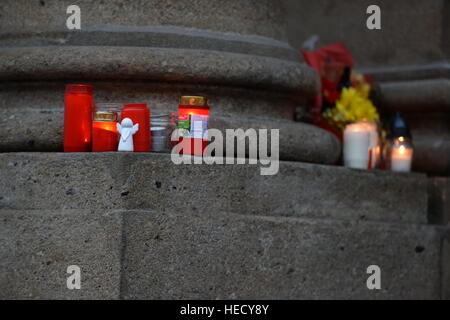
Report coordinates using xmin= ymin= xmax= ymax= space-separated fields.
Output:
xmin=377 ymin=79 xmax=450 ymax=113
xmin=0 ymin=0 xmax=287 ymax=41
xmin=285 ymin=0 xmax=448 ymax=68
xmin=121 ymin=210 xmax=441 ymax=299
xmin=0 ymin=26 xmax=299 ymax=62
xmin=0 ymin=153 xmax=122 ymax=210
xmin=443 ymin=232 xmax=450 ymax=300
xmin=362 ymin=62 xmax=450 ymax=83
xmin=428 ymin=177 xmax=450 ymax=226
xmin=0 ymin=103 xmax=340 ymax=165
xmin=0 ymin=209 xmax=122 ymax=299
xmin=0 ymin=81 xmax=305 ymax=119
xmin=376 ymin=79 xmax=450 ymax=176
xmin=0 ymin=153 xmax=428 ymax=224
xmin=0 ymin=46 xmax=318 ymax=95
xmin=0 ymin=153 xmax=443 ymax=299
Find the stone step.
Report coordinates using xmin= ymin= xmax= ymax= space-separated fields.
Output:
xmin=121 ymin=209 xmax=442 ymax=299
xmin=0 ymin=153 xmax=428 ymax=224
xmin=0 ymin=209 xmax=122 ymax=299
xmin=0 ymin=153 xmax=444 ymax=299
xmin=0 ymin=208 xmax=444 ymax=299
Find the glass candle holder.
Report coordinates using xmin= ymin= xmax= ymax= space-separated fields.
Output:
xmin=121 ymin=103 xmax=150 ymax=152
xmin=384 ymin=112 xmax=414 ymax=172
xmin=151 ymin=113 xmax=176 ymax=152
xmin=177 ymin=96 xmax=210 ymax=156
xmin=386 ymin=137 xmax=414 ymax=172
xmin=64 ymin=84 xmax=93 ymax=152
xmin=92 ymin=104 xmax=120 ymax=152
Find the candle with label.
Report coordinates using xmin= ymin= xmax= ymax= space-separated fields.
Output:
xmin=177 ymin=96 xmax=210 ymax=156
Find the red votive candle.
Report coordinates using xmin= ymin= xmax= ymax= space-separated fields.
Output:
xmin=92 ymin=110 xmax=119 ymax=152
xmin=64 ymin=84 xmax=93 ymax=152
xmin=121 ymin=103 xmax=150 ymax=152
xmin=177 ymin=96 xmax=210 ymax=156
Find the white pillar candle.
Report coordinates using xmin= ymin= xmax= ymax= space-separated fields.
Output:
xmin=391 ymin=145 xmax=413 ymax=172
xmin=343 ymin=123 xmax=370 ymax=169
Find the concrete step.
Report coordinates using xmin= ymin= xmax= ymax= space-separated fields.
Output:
xmin=0 ymin=208 xmax=444 ymax=299
xmin=0 ymin=153 xmax=428 ymax=224
xmin=0 ymin=152 xmax=446 ymax=299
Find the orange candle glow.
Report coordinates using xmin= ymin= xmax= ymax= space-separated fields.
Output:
xmin=177 ymin=96 xmax=210 ymax=156
xmin=92 ymin=111 xmax=119 ymax=152
xmin=64 ymin=84 xmax=93 ymax=152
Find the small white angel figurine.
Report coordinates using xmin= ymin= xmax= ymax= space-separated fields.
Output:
xmin=117 ymin=118 xmax=139 ymax=152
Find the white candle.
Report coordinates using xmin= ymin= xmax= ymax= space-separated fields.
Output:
xmin=343 ymin=123 xmax=370 ymax=169
xmin=391 ymin=145 xmax=413 ymax=172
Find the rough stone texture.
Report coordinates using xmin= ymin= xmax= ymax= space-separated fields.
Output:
xmin=0 ymin=153 xmax=428 ymax=224
xmin=377 ymin=79 xmax=450 ymax=113
xmin=0 ymin=209 xmax=122 ymax=299
xmin=375 ymin=79 xmax=450 ymax=176
xmin=122 ymin=210 xmax=441 ymax=300
xmin=428 ymin=177 xmax=450 ymax=226
xmin=0 ymin=81 xmax=304 ymax=119
xmin=0 ymin=26 xmax=298 ymax=62
xmin=0 ymin=0 xmax=288 ymax=41
xmin=361 ymin=62 xmax=450 ymax=83
xmin=0 ymin=153 xmax=445 ymax=299
xmin=0 ymin=106 xmax=340 ymax=165
xmin=443 ymin=232 xmax=450 ymax=300
xmin=285 ymin=0 xmax=448 ymax=68
xmin=0 ymin=46 xmax=318 ymax=95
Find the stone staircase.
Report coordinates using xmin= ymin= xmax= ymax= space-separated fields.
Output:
xmin=0 ymin=0 xmax=449 ymax=300
xmin=0 ymin=152 xmax=448 ymax=299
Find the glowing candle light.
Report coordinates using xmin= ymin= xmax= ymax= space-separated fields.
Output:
xmin=177 ymin=96 xmax=210 ymax=156
xmin=391 ymin=141 xmax=413 ymax=172
xmin=64 ymin=84 xmax=93 ymax=152
xmin=386 ymin=112 xmax=414 ymax=173
xmin=92 ymin=110 xmax=119 ymax=152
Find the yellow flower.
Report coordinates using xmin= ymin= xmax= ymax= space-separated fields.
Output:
xmin=322 ymin=87 xmax=379 ymax=130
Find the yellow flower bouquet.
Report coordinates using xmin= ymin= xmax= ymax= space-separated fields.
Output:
xmin=322 ymin=74 xmax=379 ymax=131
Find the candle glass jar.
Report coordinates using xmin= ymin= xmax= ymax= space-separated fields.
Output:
xmin=177 ymin=96 xmax=210 ymax=156
xmin=64 ymin=84 xmax=93 ymax=152
xmin=384 ymin=112 xmax=414 ymax=172
xmin=385 ymin=136 xmax=414 ymax=172
xmin=151 ymin=113 xmax=176 ymax=152
xmin=121 ymin=103 xmax=150 ymax=152
xmin=92 ymin=104 xmax=120 ymax=152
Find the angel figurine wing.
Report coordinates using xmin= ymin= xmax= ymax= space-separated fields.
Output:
xmin=132 ymin=123 xmax=139 ymax=134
